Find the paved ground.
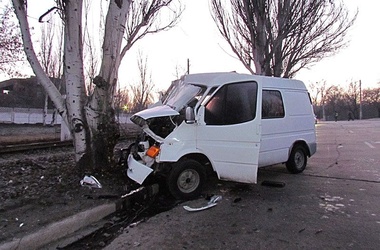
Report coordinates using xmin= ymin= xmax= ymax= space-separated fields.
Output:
xmin=106 ymin=120 xmax=380 ymax=249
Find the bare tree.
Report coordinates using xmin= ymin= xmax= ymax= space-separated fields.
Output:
xmin=363 ymin=88 xmax=380 ymax=118
xmin=211 ymin=0 xmax=357 ymax=78
xmin=130 ymin=52 xmax=155 ymax=112
xmin=39 ymin=17 xmax=64 ymax=126
xmin=84 ymin=0 xmax=182 ymax=169
xmin=82 ymin=0 xmax=101 ymax=93
xmin=173 ymin=60 xmax=188 ymax=80
xmin=120 ymin=0 xmax=183 ymax=58
xmin=343 ymin=81 xmax=360 ymax=119
xmin=114 ymin=87 xmax=131 ymax=118
xmin=12 ymin=0 xmax=182 ymax=173
xmin=319 ymin=82 xmax=333 ymax=121
xmin=311 ymin=85 xmax=380 ymax=120
xmin=324 ymin=85 xmax=344 ymax=119
xmin=308 ymin=82 xmax=320 ymax=105
xmin=311 ymin=81 xmax=328 ymax=120
xmin=0 ymin=4 xmax=25 ymax=77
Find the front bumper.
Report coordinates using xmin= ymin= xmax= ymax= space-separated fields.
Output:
xmin=127 ymin=155 xmax=153 ymax=184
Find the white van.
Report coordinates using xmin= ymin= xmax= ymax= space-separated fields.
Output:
xmin=125 ymin=72 xmax=316 ymax=199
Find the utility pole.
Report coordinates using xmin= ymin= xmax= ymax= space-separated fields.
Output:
xmin=187 ymin=58 xmax=190 ymax=74
xmin=359 ymin=80 xmax=363 ymax=120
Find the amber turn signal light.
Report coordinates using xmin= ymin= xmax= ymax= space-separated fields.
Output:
xmin=146 ymin=145 xmax=160 ymax=158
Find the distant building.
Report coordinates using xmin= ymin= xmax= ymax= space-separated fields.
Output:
xmin=0 ymin=77 xmax=63 ymax=108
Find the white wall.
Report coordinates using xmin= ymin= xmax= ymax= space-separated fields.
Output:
xmin=0 ymin=107 xmax=62 ymax=124
xmin=0 ymin=107 xmax=132 ymax=124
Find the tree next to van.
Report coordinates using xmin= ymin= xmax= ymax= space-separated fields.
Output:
xmin=123 ymin=72 xmax=317 ymax=200
xmin=210 ymin=0 xmax=357 ymax=78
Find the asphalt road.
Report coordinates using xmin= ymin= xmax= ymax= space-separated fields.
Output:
xmin=105 ymin=120 xmax=380 ymax=249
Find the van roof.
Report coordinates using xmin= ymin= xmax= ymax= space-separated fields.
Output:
xmin=182 ymin=72 xmax=307 ymax=90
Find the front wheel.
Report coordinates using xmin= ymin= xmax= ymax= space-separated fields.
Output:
xmin=286 ymin=145 xmax=307 ymax=174
xmin=167 ymin=159 xmax=206 ymax=200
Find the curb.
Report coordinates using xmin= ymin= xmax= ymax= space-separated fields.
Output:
xmin=0 ymin=184 xmax=159 ymax=250
xmin=0 ymin=204 xmax=116 ymax=250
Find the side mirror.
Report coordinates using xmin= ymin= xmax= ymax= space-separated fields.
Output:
xmin=185 ymin=106 xmax=195 ymax=124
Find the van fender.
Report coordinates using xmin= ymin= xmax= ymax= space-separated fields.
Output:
xmin=158 ymin=142 xmax=205 ymax=163
xmin=159 ymin=147 xmax=215 ymax=174
xmin=288 ymin=140 xmax=311 ymax=158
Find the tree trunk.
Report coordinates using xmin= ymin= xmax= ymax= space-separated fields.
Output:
xmin=43 ymin=92 xmax=48 ymax=126
xmin=13 ymin=0 xmax=90 ymax=170
xmin=50 ymin=109 xmax=57 ymax=126
xmin=62 ymin=0 xmax=92 ymax=174
xmin=85 ymin=0 xmax=131 ymax=170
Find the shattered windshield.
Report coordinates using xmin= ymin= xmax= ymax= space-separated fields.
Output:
xmin=163 ymin=83 xmax=206 ymax=112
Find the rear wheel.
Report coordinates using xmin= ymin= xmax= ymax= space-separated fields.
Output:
xmin=286 ymin=145 xmax=307 ymax=174
xmin=167 ymin=159 xmax=206 ymax=200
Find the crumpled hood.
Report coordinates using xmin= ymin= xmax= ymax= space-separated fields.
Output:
xmin=130 ymin=105 xmax=179 ymax=126
xmin=130 ymin=105 xmax=179 ymax=143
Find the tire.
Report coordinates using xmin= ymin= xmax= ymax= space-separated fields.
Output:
xmin=167 ymin=159 xmax=206 ymax=200
xmin=286 ymin=145 xmax=307 ymax=174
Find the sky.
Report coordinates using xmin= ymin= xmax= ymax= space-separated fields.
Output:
xmin=6 ymin=0 xmax=380 ymax=92
xmin=119 ymin=0 xmax=380 ymax=91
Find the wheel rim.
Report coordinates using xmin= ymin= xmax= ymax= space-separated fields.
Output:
xmin=177 ymin=169 xmax=200 ymax=193
xmin=294 ymin=151 xmax=305 ymax=169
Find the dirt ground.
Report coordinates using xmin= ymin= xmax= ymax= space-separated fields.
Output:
xmin=0 ymin=123 xmax=61 ymax=144
xmin=0 ymin=123 xmax=138 ymax=245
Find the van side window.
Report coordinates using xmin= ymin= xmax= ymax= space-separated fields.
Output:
xmin=205 ymin=82 xmax=257 ymax=125
xmin=262 ymin=90 xmax=285 ymax=119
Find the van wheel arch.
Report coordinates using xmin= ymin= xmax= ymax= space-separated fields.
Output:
xmin=180 ymin=153 xmax=214 ymax=175
xmin=286 ymin=142 xmax=308 ymax=174
xmin=167 ymin=158 xmax=206 ymax=200
xmin=290 ymin=141 xmax=311 ymax=156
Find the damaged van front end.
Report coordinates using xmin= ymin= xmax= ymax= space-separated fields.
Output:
xmin=126 ymin=105 xmax=179 ymax=184
xmin=125 ymin=80 xmax=208 ymax=199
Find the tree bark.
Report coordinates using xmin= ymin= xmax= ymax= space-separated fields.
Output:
xmin=85 ymin=0 xmax=131 ymax=170
xmin=43 ymin=91 xmax=48 ymax=126
xmin=62 ymin=0 xmax=92 ymax=173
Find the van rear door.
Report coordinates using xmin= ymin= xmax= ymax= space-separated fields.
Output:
xmin=196 ymin=81 xmax=261 ymax=183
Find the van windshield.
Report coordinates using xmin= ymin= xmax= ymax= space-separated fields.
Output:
xmin=163 ymin=83 xmax=206 ymax=112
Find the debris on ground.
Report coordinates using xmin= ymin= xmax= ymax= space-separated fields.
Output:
xmin=261 ymin=180 xmax=286 ymax=188
xmin=80 ymin=175 xmax=103 ymax=189
xmin=183 ymin=195 xmax=222 ymax=212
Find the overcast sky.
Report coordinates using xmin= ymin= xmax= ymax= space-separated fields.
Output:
xmin=123 ymin=0 xmax=380 ymax=91
xmin=11 ymin=0 xmax=380 ymax=91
